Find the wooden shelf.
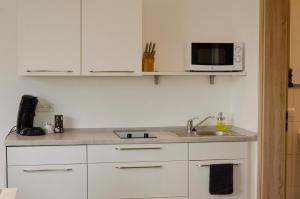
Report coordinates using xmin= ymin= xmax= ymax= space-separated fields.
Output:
xmin=142 ymin=71 xmax=247 ymax=76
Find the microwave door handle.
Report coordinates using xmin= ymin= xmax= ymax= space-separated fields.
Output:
xmin=215 ymin=48 xmax=219 ymax=64
xmin=212 ymin=48 xmax=215 ymax=65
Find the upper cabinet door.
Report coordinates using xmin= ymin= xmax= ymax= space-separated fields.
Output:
xmin=18 ymin=0 xmax=81 ymax=76
xmin=82 ymin=0 xmax=142 ymax=76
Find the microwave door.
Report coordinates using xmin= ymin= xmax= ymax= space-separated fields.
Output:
xmin=188 ymin=42 xmax=244 ymax=72
xmin=192 ymin=43 xmax=234 ymax=65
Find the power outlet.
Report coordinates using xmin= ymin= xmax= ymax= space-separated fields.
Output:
xmin=37 ymin=103 xmax=54 ymax=112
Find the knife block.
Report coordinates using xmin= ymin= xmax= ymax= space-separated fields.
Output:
xmin=142 ymin=55 xmax=155 ymax=72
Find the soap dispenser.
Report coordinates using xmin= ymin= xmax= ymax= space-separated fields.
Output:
xmin=216 ymin=112 xmax=227 ymax=132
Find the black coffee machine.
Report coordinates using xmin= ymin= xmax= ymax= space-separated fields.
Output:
xmin=16 ymin=95 xmax=45 ymax=136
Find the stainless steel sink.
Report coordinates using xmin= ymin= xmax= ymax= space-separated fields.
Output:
xmin=175 ymin=130 xmax=242 ymax=137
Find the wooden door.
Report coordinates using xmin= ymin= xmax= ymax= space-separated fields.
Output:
xmin=290 ymin=0 xmax=300 ymax=83
xmin=259 ymin=0 xmax=289 ymax=198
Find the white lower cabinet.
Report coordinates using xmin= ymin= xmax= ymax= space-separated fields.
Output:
xmin=88 ymin=161 xmax=188 ymax=199
xmin=188 ymin=142 xmax=248 ymax=199
xmin=8 ymin=164 xmax=87 ymax=199
xmin=189 ymin=159 xmax=248 ymax=199
xmin=88 ymin=144 xmax=188 ymax=163
xmin=6 ymin=142 xmax=248 ymax=199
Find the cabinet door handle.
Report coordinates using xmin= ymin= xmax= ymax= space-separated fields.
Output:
xmin=89 ymin=70 xmax=135 ymax=73
xmin=115 ymin=165 xmax=163 ymax=169
xmin=197 ymin=163 xmax=240 ymax=167
xmin=23 ymin=168 xmax=73 ymax=173
xmin=115 ymin=147 xmax=162 ymax=151
xmin=26 ymin=70 xmax=74 ymax=73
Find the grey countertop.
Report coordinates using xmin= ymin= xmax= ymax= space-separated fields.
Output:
xmin=5 ymin=126 xmax=257 ymax=146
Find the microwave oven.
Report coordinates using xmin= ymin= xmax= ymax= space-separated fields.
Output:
xmin=186 ymin=42 xmax=244 ymax=72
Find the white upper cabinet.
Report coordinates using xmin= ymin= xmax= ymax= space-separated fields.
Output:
xmin=82 ymin=0 xmax=142 ymax=76
xmin=17 ymin=0 xmax=81 ymax=76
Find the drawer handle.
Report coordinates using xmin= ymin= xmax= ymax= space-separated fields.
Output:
xmin=115 ymin=147 xmax=163 ymax=151
xmin=115 ymin=165 xmax=163 ymax=169
xmin=26 ymin=70 xmax=74 ymax=73
xmin=198 ymin=163 xmax=240 ymax=167
xmin=23 ymin=168 xmax=73 ymax=173
xmin=89 ymin=70 xmax=135 ymax=73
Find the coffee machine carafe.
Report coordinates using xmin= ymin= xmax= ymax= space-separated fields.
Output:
xmin=16 ymin=95 xmax=45 ymax=136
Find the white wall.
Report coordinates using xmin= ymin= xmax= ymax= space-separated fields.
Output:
xmin=228 ymin=0 xmax=260 ymax=198
xmin=143 ymin=0 xmax=260 ymax=75
xmin=0 ymin=0 xmax=259 ymax=196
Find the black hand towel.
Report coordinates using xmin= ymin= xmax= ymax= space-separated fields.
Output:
xmin=209 ymin=164 xmax=234 ymax=195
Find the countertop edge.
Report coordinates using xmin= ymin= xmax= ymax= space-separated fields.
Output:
xmin=5 ymin=126 xmax=258 ymax=147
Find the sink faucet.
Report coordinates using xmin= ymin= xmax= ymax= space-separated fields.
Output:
xmin=187 ymin=116 xmax=215 ymax=134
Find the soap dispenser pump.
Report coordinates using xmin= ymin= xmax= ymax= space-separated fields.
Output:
xmin=216 ymin=112 xmax=226 ymax=132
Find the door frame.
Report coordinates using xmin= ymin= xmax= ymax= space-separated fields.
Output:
xmin=258 ymin=0 xmax=289 ymax=198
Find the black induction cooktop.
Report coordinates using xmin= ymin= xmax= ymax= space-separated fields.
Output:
xmin=114 ymin=130 xmax=157 ymax=139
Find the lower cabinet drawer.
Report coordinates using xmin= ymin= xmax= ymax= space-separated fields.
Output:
xmin=7 ymin=146 xmax=86 ymax=166
xmin=8 ymin=164 xmax=87 ymax=199
xmin=189 ymin=142 xmax=248 ymax=160
xmin=189 ymin=159 xmax=248 ymax=199
xmin=88 ymin=143 xmax=188 ymax=163
xmin=88 ymin=161 xmax=188 ymax=199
